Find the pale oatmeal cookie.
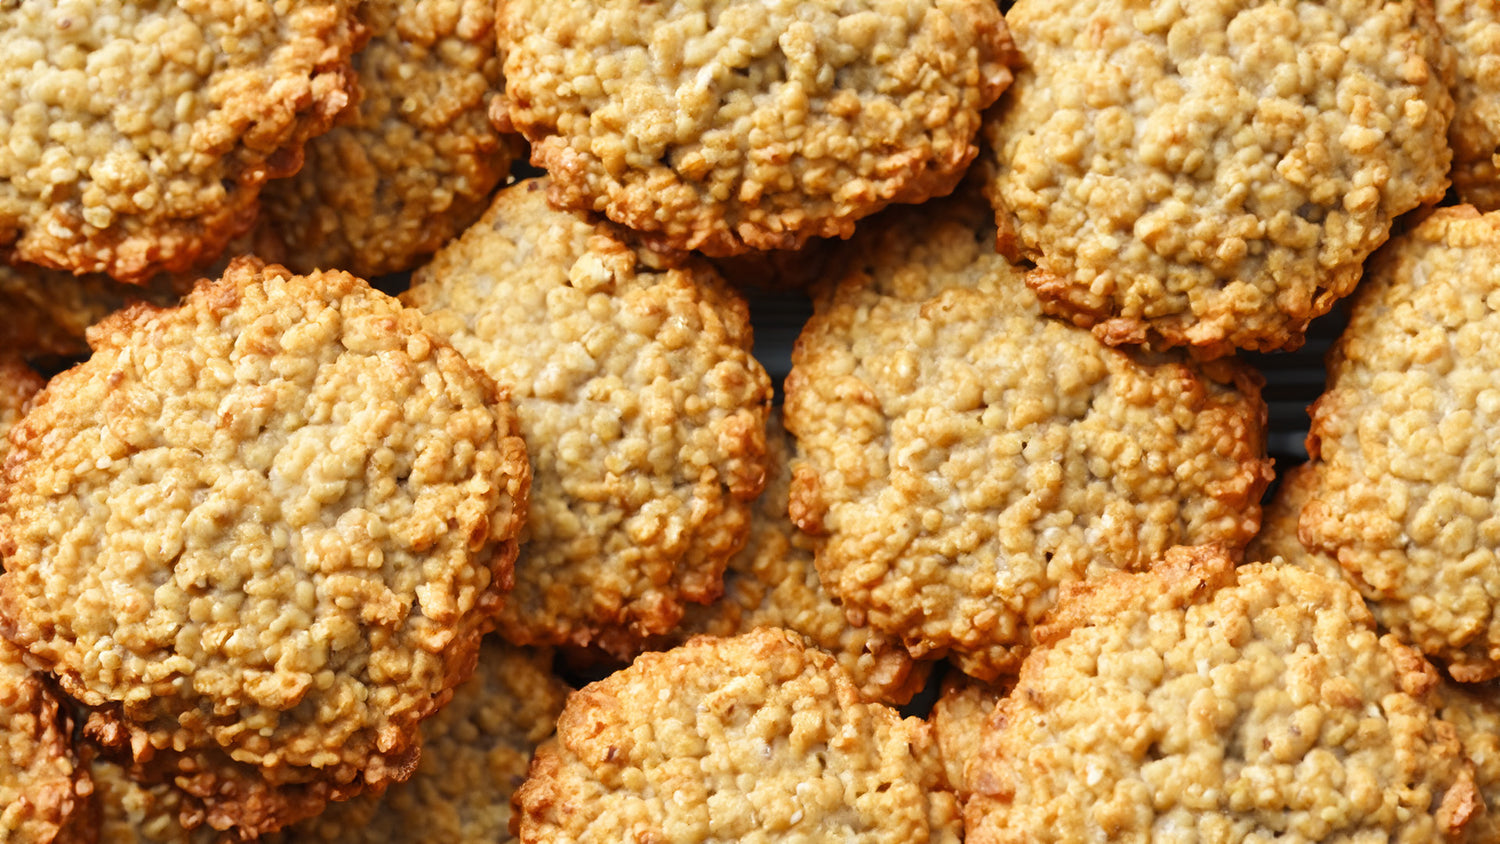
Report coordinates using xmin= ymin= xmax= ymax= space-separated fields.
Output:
xmin=0 ymin=258 xmax=531 ymax=837
xmin=928 ymin=673 xmax=1005 ymax=797
xmin=403 ymin=179 xmax=772 ymax=656
xmin=986 ymin=0 xmax=1455 ymax=355
xmin=659 ymin=413 xmax=929 ymax=705
xmin=965 ymin=547 xmax=1481 ymax=843
xmin=497 ymin=0 xmax=1016 ymax=256
xmin=1303 ymin=205 xmax=1500 ymax=683
xmin=784 ymin=195 xmax=1272 ymax=680
xmin=0 ymin=262 xmax=185 ymax=359
xmin=1 ymin=636 xmax=94 ymax=844
xmin=0 ymin=1 xmax=364 ymax=283
xmin=1439 ymin=0 xmax=1500 ymax=211
xmin=259 ymin=0 xmax=523 ymax=277
xmin=513 ymin=627 xmax=960 ymax=843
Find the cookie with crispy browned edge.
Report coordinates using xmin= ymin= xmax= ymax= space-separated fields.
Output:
xmin=1439 ymin=0 xmax=1500 ymax=211
xmin=403 ymin=179 xmax=771 ymax=657
xmin=1302 ymin=206 xmax=1500 ymax=683
xmin=0 ymin=354 xmax=43 ymax=471
xmin=259 ymin=0 xmax=523 ymax=277
xmin=784 ymin=194 xmax=1272 ymax=680
xmin=1 ymin=636 xmax=94 ymax=844
xmin=514 ymin=627 xmax=960 ymax=843
xmin=1436 ymin=681 xmax=1500 ymax=843
xmin=0 ymin=2 xmax=364 ymax=284
xmin=655 ymin=413 xmax=928 ymax=705
xmin=0 ymin=258 xmax=531 ymax=837
xmin=1243 ymin=463 xmax=1346 ymax=583
xmin=0 ymin=262 xmax=187 ymax=359
xmin=985 ymin=0 xmax=1454 ymax=355
xmin=965 ymin=546 xmax=1480 ymax=843
xmin=928 ymin=673 xmax=1005 ymax=798
xmin=497 ymin=0 xmax=1015 ymax=257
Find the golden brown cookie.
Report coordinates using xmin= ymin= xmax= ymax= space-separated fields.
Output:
xmin=1439 ymin=0 xmax=1500 ymax=211
xmin=0 ymin=2 xmax=364 ymax=283
xmin=657 ymin=413 xmax=929 ymax=705
xmin=965 ymin=547 xmax=1480 ymax=843
xmin=497 ymin=0 xmax=1016 ymax=256
xmin=928 ymin=673 xmax=1005 ymax=798
xmin=0 ymin=258 xmax=531 ymax=837
xmin=985 ymin=0 xmax=1455 ymax=355
xmin=403 ymin=179 xmax=771 ymax=656
xmin=259 ymin=0 xmax=523 ymax=277
xmin=514 ymin=627 xmax=960 ymax=843
xmin=90 ymin=760 xmax=212 ymax=844
xmin=0 ymin=262 xmax=186 ymax=359
xmin=1303 ymin=205 xmax=1500 ymax=683
xmin=1436 ymin=682 xmax=1500 ymax=843
xmin=0 ymin=354 xmax=43 ymax=470
xmin=0 ymin=636 xmax=95 ymax=844
xmin=1243 ymin=463 xmax=1346 ymax=583
xmin=784 ymin=194 xmax=1272 ymax=680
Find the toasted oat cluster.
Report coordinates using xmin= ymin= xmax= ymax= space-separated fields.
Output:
xmin=1303 ymin=206 xmax=1500 ymax=682
xmin=0 ymin=1 xmax=363 ymax=283
xmin=0 ymin=259 xmax=531 ymax=836
xmin=1439 ymin=0 xmax=1500 ymax=210
xmin=404 ymin=179 xmax=771 ymax=656
xmin=785 ymin=195 xmax=1271 ymax=679
xmin=514 ymin=628 xmax=961 ymax=843
xmin=986 ymin=0 xmax=1455 ymax=354
xmin=259 ymin=0 xmax=522 ymax=277
xmin=965 ymin=547 xmax=1480 ymax=843
xmin=497 ymin=0 xmax=1016 ymax=256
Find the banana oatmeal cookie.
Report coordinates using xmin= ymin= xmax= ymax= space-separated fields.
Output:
xmin=259 ymin=0 xmax=523 ymax=277
xmin=0 ymin=258 xmax=531 ymax=837
xmin=985 ymin=0 xmax=1455 ymax=355
xmin=965 ymin=546 xmax=1480 ymax=843
xmin=497 ymin=0 xmax=1016 ymax=256
xmin=1439 ymin=0 xmax=1500 ymax=211
xmin=403 ymin=179 xmax=772 ymax=656
xmin=1303 ymin=205 xmax=1500 ymax=683
xmin=784 ymin=195 xmax=1272 ymax=679
xmin=1 ymin=636 xmax=94 ymax=844
xmin=0 ymin=1 xmax=364 ymax=283
xmin=514 ymin=627 xmax=960 ymax=843
xmin=657 ymin=413 xmax=928 ymax=705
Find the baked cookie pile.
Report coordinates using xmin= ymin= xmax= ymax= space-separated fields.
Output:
xmin=1 ymin=0 xmax=1499 ymax=842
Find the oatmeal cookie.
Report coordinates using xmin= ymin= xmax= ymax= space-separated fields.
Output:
xmin=513 ymin=627 xmax=960 ymax=843
xmin=928 ymin=673 xmax=1005 ymax=797
xmin=403 ymin=179 xmax=771 ymax=656
xmin=965 ymin=546 xmax=1481 ymax=843
xmin=0 ymin=1 xmax=364 ymax=283
xmin=1439 ymin=0 xmax=1500 ymax=211
xmin=659 ymin=413 xmax=928 ymax=705
xmin=90 ymin=760 xmax=212 ymax=844
xmin=1 ymin=636 xmax=94 ymax=844
xmin=259 ymin=0 xmax=523 ymax=277
xmin=497 ymin=0 xmax=1015 ymax=256
xmin=0 ymin=258 xmax=531 ymax=836
xmin=0 ymin=354 xmax=43 ymax=470
xmin=1436 ymin=682 xmax=1500 ymax=843
xmin=0 ymin=262 xmax=185 ymax=359
xmin=1243 ymin=463 xmax=1346 ymax=582
xmin=985 ymin=0 xmax=1455 ymax=355
xmin=1303 ymin=205 xmax=1500 ymax=683
xmin=784 ymin=195 xmax=1272 ymax=679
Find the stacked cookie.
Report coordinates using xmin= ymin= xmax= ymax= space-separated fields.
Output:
xmin=3 ymin=0 xmax=1500 ymax=842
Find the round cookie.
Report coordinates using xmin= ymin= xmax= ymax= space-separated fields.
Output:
xmin=0 ymin=1 xmax=364 ymax=283
xmin=259 ymin=0 xmax=523 ymax=277
xmin=403 ymin=178 xmax=772 ymax=656
xmin=0 ymin=262 xmax=186 ymax=359
xmin=513 ymin=627 xmax=961 ymax=843
xmin=984 ymin=0 xmax=1455 ymax=355
xmin=658 ymin=413 xmax=928 ymax=705
xmin=0 ymin=258 xmax=531 ymax=836
xmin=497 ymin=0 xmax=1016 ymax=256
xmin=964 ymin=546 xmax=1481 ymax=843
xmin=1439 ymin=0 xmax=1500 ymax=211
xmin=784 ymin=194 xmax=1272 ymax=680
xmin=1 ymin=636 xmax=94 ymax=844
xmin=1302 ymin=205 xmax=1500 ymax=683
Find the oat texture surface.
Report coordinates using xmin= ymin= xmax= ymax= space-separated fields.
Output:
xmin=1439 ymin=0 xmax=1500 ymax=210
xmin=0 ymin=636 xmax=93 ymax=844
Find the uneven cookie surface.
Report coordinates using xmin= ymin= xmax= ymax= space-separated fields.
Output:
xmin=514 ymin=627 xmax=960 ymax=843
xmin=985 ymin=0 xmax=1454 ymax=354
xmin=0 ymin=262 xmax=186 ymax=359
xmin=928 ymin=673 xmax=1005 ymax=798
xmin=0 ymin=1 xmax=363 ymax=282
xmin=260 ymin=0 xmax=521 ymax=277
xmin=1243 ymin=463 xmax=1346 ymax=583
xmin=660 ymin=413 xmax=927 ymax=704
xmin=0 ymin=259 xmax=531 ymax=835
xmin=965 ymin=547 xmax=1480 ymax=843
xmin=784 ymin=195 xmax=1271 ymax=679
xmin=1435 ymin=682 xmax=1500 ymax=843
xmin=499 ymin=0 xmax=1015 ymax=255
xmin=404 ymin=179 xmax=771 ymax=655
xmin=0 ymin=354 xmax=43 ymax=469
xmin=1303 ymin=205 xmax=1500 ymax=683
xmin=0 ymin=636 xmax=93 ymax=844
xmin=1439 ymin=0 xmax=1500 ymax=210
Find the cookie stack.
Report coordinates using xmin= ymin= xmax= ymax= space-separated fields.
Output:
xmin=2 ymin=0 xmax=1499 ymax=842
